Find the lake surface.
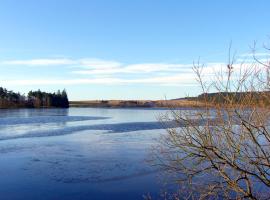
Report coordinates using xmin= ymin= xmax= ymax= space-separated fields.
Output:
xmin=0 ymin=108 xmax=176 ymax=200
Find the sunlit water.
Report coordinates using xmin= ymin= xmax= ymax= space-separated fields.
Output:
xmin=0 ymin=107 xmax=181 ymax=200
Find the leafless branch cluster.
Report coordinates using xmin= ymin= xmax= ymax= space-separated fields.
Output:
xmin=153 ymin=43 xmax=270 ymax=199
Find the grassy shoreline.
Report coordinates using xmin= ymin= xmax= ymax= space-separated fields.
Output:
xmin=69 ymin=99 xmax=206 ymax=108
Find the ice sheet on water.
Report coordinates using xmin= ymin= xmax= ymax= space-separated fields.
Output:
xmin=0 ymin=120 xmax=183 ymax=141
xmin=0 ymin=116 xmax=108 ymax=126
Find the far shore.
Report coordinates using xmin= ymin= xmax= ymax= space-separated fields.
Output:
xmin=69 ymin=99 xmax=206 ymax=108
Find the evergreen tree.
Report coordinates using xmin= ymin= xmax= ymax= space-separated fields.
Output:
xmin=0 ymin=87 xmax=69 ymax=108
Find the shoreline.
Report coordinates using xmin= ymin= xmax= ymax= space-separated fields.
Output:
xmin=69 ymin=99 xmax=206 ymax=108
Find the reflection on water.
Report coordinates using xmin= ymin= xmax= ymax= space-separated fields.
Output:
xmin=0 ymin=108 xmax=69 ymax=118
xmin=0 ymin=108 xmax=182 ymax=200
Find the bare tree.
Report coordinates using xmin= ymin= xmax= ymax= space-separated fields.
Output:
xmin=153 ymin=43 xmax=270 ymax=199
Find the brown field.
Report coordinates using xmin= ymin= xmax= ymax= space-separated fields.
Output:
xmin=69 ymin=99 xmax=206 ymax=108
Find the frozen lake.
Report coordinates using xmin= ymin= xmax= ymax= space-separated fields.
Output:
xmin=0 ymin=107 xmax=178 ymax=200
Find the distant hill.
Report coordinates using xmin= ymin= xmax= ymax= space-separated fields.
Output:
xmin=196 ymin=91 xmax=270 ymax=104
xmin=70 ymin=91 xmax=270 ymax=108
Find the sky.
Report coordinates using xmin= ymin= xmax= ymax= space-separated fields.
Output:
xmin=0 ymin=0 xmax=269 ymax=100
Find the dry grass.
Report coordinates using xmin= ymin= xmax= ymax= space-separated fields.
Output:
xmin=69 ymin=99 xmax=207 ymax=108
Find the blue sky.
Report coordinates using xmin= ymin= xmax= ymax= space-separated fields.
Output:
xmin=0 ymin=0 xmax=269 ymax=100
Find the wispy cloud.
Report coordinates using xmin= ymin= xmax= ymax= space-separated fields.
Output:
xmin=0 ymin=57 xmax=193 ymax=85
xmin=0 ymin=58 xmax=75 ymax=66
xmin=0 ymin=58 xmax=123 ymax=69
xmin=72 ymin=63 xmax=194 ymax=75
xmin=0 ymin=57 xmax=195 ymax=75
xmin=239 ymin=52 xmax=270 ymax=58
xmin=1 ymin=57 xmax=266 ymax=87
xmin=78 ymin=58 xmax=122 ymax=69
xmin=0 ymin=73 xmax=196 ymax=86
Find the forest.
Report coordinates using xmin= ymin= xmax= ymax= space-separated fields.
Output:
xmin=0 ymin=87 xmax=69 ymax=108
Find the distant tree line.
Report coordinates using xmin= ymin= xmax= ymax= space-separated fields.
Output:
xmin=0 ymin=87 xmax=69 ymax=108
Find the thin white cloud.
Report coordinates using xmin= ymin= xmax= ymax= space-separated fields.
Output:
xmin=123 ymin=63 xmax=193 ymax=73
xmin=72 ymin=63 xmax=194 ymax=75
xmin=0 ymin=57 xmax=198 ymax=86
xmin=0 ymin=73 xmax=197 ymax=86
xmin=2 ymin=57 xmax=267 ymax=88
xmin=0 ymin=78 xmax=119 ymax=85
xmin=0 ymin=58 xmax=75 ymax=66
xmin=0 ymin=58 xmax=123 ymax=69
xmin=78 ymin=58 xmax=122 ymax=69
xmin=239 ymin=52 xmax=270 ymax=57
xmin=0 ymin=57 xmax=194 ymax=74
